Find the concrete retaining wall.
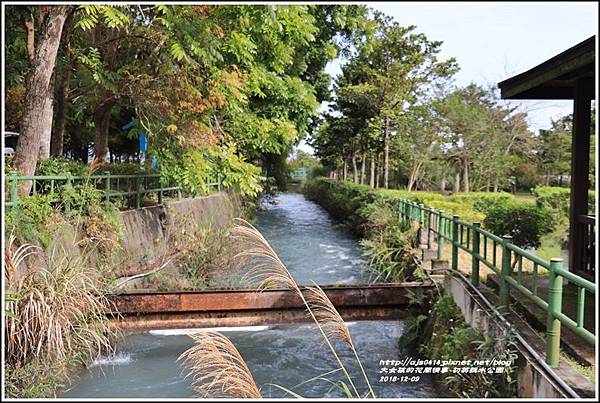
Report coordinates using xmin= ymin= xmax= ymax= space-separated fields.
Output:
xmin=445 ymin=275 xmax=593 ymax=398
xmin=117 ymin=191 xmax=239 ymax=277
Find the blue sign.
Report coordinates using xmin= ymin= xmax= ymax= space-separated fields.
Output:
xmin=139 ymin=132 xmax=147 ymax=153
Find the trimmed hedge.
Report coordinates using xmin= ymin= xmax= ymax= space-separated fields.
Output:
xmin=303 ymin=178 xmax=515 ymax=227
xmin=483 ymin=203 xmax=555 ymax=249
xmin=532 ymin=186 xmax=596 ymax=218
xmin=303 ymin=178 xmax=559 ymax=250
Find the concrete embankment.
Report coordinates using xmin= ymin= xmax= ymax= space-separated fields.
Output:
xmin=116 ymin=191 xmax=240 ymax=278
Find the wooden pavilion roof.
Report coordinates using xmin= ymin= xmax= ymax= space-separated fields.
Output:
xmin=498 ymin=36 xmax=595 ymax=100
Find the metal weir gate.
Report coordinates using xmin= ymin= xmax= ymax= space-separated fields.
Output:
xmin=108 ymin=283 xmax=434 ymax=332
xmin=397 ymin=199 xmax=596 ymax=367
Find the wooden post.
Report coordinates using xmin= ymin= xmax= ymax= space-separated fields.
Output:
xmin=568 ymin=78 xmax=592 ymax=278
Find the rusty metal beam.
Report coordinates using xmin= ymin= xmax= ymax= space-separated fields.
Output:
xmin=109 ymin=282 xmax=434 ymax=332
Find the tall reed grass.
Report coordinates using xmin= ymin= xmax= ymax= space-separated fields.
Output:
xmin=4 ymin=233 xmax=117 ymax=397
xmin=178 ymin=218 xmax=375 ymax=398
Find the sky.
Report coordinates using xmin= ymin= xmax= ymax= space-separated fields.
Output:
xmin=298 ymin=1 xmax=598 ymax=154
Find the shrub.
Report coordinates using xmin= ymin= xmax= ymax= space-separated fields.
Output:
xmin=451 ymin=192 xmax=514 ymax=215
xmin=5 ymin=194 xmax=63 ymax=247
xmin=483 ymin=203 xmax=555 ymax=249
xmin=359 ymin=200 xmax=424 ymax=282
xmin=35 ymin=157 xmax=88 ymax=177
xmin=532 ymin=186 xmax=596 ymax=218
xmin=95 ymin=162 xmax=150 ymax=176
xmin=419 ymin=292 xmax=518 ymax=398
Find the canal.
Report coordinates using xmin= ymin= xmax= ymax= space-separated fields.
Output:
xmin=62 ymin=193 xmax=438 ymax=398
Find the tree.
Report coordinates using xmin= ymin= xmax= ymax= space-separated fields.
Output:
xmin=537 ymin=115 xmax=572 ymax=186
xmin=316 ymin=12 xmax=458 ymax=188
xmin=12 ymin=5 xmax=73 ymax=195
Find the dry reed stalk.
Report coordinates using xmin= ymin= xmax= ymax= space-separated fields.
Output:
xmin=178 ymin=331 xmax=261 ymax=398
xmin=229 ymin=218 xmax=300 ymax=293
xmin=4 ymin=234 xmax=40 ymax=288
xmin=228 ymin=218 xmax=368 ymax=398
xmin=304 ymin=283 xmax=354 ymax=347
xmin=4 ymin=238 xmax=115 ymax=369
xmin=304 ymin=282 xmax=376 ymax=397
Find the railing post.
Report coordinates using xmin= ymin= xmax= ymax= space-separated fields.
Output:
xmin=546 ymin=258 xmax=564 ymax=367
xmin=105 ymin=172 xmax=111 ymax=203
xmin=451 ymin=215 xmax=459 ymax=271
xmin=65 ymin=176 xmax=72 ymax=212
xmin=10 ymin=173 xmax=18 ymax=210
xmin=136 ymin=176 xmax=141 ymax=209
xmin=500 ymin=235 xmax=513 ymax=310
xmin=437 ymin=211 xmax=446 ymax=260
xmin=472 ymin=222 xmax=481 ymax=287
xmin=158 ymin=177 xmax=163 ymax=205
xmin=398 ymin=200 xmax=402 ymax=221
xmin=419 ymin=203 xmax=425 ymax=225
xmin=427 ymin=207 xmax=433 ymax=249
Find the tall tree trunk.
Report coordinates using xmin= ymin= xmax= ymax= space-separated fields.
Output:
xmin=51 ymin=66 xmax=69 ymax=156
xmin=342 ymin=159 xmax=347 ymax=181
xmin=493 ymin=179 xmax=498 ymax=192
xmin=50 ymin=13 xmax=73 ymax=157
xmin=462 ymin=159 xmax=470 ymax=192
xmin=453 ymin=171 xmax=460 ymax=194
xmin=375 ymin=153 xmax=381 ymax=188
xmin=407 ymin=161 xmax=421 ymax=192
xmin=352 ymin=151 xmax=359 ymax=183
xmin=13 ymin=6 xmax=71 ymax=196
xmin=370 ymin=155 xmax=375 ymax=188
xmin=440 ymin=175 xmax=446 ymax=192
xmin=93 ymin=94 xmax=115 ymax=163
xmin=383 ymin=116 xmax=390 ymax=188
xmin=37 ymin=80 xmax=55 ymax=159
xmin=360 ymin=152 xmax=366 ymax=184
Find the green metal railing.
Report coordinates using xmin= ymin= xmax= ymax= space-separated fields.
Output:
xmin=397 ymin=198 xmax=596 ymax=367
xmin=5 ymin=172 xmax=222 ymax=211
xmin=290 ymin=168 xmax=308 ymax=179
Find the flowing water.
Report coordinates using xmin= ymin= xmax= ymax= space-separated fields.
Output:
xmin=62 ymin=192 xmax=437 ymax=398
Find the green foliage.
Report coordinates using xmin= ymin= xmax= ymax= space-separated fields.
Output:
xmin=533 ymin=186 xmax=596 ymax=217
xmin=483 ymin=202 xmax=554 ymax=249
xmin=420 ymin=293 xmax=518 ymax=398
xmin=303 ymin=178 xmax=424 ymax=282
xmin=359 ymin=201 xmax=424 ymax=282
xmin=398 ymin=314 xmax=428 ymax=349
xmin=5 ymin=195 xmax=62 ymax=247
xmin=305 ymin=178 xmax=516 ymax=225
xmin=34 ymin=157 xmax=88 ymax=177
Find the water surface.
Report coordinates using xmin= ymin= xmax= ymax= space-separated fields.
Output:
xmin=62 ymin=192 xmax=436 ymax=398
